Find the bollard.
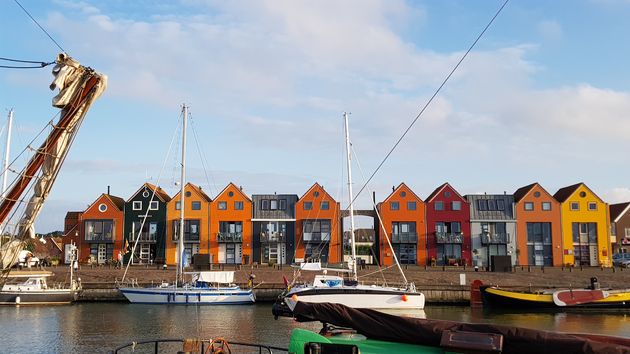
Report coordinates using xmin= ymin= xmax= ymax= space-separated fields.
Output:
xmin=541 ymin=266 xmax=545 ymax=273
xmin=528 ymin=266 xmax=531 ymax=273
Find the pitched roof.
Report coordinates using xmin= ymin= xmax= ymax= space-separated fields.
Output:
xmin=553 ymin=183 xmax=583 ymax=203
xmin=171 ymin=183 xmax=213 ymax=202
xmin=215 ymin=182 xmax=252 ymax=202
xmin=610 ymin=202 xmax=630 ymax=223
xmin=298 ymin=182 xmax=337 ymax=203
xmin=382 ymin=182 xmax=424 ymax=204
xmin=425 ymin=182 xmax=465 ymax=203
xmin=65 ymin=211 xmax=82 ymax=219
xmin=513 ymin=182 xmax=538 ymax=203
xmin=107 ymin=195 xmax=126 ymax=210
xmin=127 ymin=183 xmax=172 ymax=203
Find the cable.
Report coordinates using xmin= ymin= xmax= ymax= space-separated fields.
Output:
xmin=13 ymin=0 xmax=67 ymax=54
xmin=351 ymin=0 xmax=510 ymax=205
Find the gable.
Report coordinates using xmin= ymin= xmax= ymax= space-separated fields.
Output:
xmin=214 ymin=182 xmax=252 ymax=202
xmin=382 ymin=183 xmax=424 ymax=204
xmin=127 ymin=183 xmax=171 ymax=203
xmin=426 ymin=183 xmax=466 ymax=203
xmin=557 ymin=183 xmax=605 ymax=204
xmin=298 ymin=183 xmax=337 ymax=204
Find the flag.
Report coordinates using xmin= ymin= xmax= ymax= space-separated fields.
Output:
xmin=123 ymin=240 xmax=129 ymax=255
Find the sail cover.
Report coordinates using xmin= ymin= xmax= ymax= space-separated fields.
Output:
xmin=196 ymin=271 xmax=234 ymax=284
xmin=292 ymin=302 xmax=630 ymax=354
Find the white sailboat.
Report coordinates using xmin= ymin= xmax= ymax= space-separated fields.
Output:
xmin=118 ymin=105 xmax=255 ymax=304
xmin=274 ymin=113 xmax=424 ymax=316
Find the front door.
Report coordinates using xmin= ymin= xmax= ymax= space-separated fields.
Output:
xmin=97 ymin=244 xmax=107 ymax=264
xmin=139 ymin=244 xmax=151 ymax=264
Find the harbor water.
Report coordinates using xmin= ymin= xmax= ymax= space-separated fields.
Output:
xmin=2 ymin=303 xmax=630 ymax=353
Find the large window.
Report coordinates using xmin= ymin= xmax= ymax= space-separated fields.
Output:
xmin=303 ymin=220 xmax=331 ymax=242
xmin=131 ymin=221 xmax=158 ymax=241
xmin=526 ymin=222 xmax=552 ymax=266
xmin=173 ymin=219 xmax=200 ymax=241
xmin=219 ymin=221 xmax=243 ymax=235
xmin=477 ymin=200 xmax=487 ymax=211
xmin=85 ymin=220 xmax=114 ymax=241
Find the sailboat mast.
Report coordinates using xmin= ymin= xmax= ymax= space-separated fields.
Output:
xmin=178 ymin=104 xmax=188 ymax=285
xmin=343 ymin=112 xmax=358 ymax=282
xmin=2 ymin=109 xmax=13 ymax=198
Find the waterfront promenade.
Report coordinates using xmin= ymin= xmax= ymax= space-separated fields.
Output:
xmin=42 ymin=264 xmax=630 ymax=303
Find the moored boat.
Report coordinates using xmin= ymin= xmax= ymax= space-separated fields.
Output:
xmin=0 ymin=272 xmax=77 ymax=305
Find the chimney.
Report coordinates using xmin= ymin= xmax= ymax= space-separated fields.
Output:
xmin=392 ymin=186 xmax=395 ymax=192
xmin=239 ymin=186 xmax=243 ymax=191
xmin=107 ymin=185 xmax=110 ymax=195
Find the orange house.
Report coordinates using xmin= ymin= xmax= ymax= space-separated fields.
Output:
xmin=295 ymin=183 xmax=341 ymax=264
xmin=63 ymin=211 xmax=83 ymax=264
xmin=514 ymin=183 xmax=563 ymax=266
xmin=377 ymin=183 xmax=427 ymax=266
xmin=81 ymin=193 xmax=125 ymax=265
xmin=165 ymin=183 xmax=212 ymax=266
xmin=209 ymin=183 xmax=253 ymax=264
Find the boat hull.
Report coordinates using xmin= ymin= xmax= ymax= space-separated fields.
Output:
xmin=0 ymin=290 xmax=76 ymax=305
xmin=481 ymin=286 xmax=630 ymax=309
xmin=119 ymin=287 xmax=255 ymax=305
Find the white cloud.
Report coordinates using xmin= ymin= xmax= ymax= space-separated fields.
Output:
xmin=603 ymin=188 xmax=630 ymax=204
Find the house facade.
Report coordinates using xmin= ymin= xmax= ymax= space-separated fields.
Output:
xmin=209 ymin=183 xmax=253 ymax=264
xmin=377 ymin=183 xmax=426 ymax=266
xmin=554 ymin=183 xmax=611 ymax=267
xmin=123 ymin=183 xmax=171 ymax=264
xmin=466 ymin=194 xmax=517 ymax=268
xmin=81 ymin=193 xmax=125 ymax=265
xmin=63 ymin=211 xmax=83 ymax=264
xmin=295 ymin=183 xmax=341 ymax=264
xmin=426 ymin=183 xmax=471 ymax=266
xmin=165 ymin=183 xmax=212 ymax=266
xmin=251 ymin=194 xmax=298 ymax=265
xmin=513 ymin=183 xmax=563 ymax=266
xmin=609 ymin=202 xmax=630 ymax=254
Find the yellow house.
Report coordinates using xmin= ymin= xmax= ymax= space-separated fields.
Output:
xmin=553 ymin=183 xmax=611 ymax=267
xmin=165 ymin=183 xmax=212 ymax=266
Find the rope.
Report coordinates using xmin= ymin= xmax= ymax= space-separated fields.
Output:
xmin=0 ymin=57 xmax=55 ymax=69
xmin=350 ymin=0 xmax=511 ymax=206
xmin=13 ymin=0 xmax=67 ymax=54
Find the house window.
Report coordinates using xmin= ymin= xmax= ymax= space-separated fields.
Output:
xmin=185 ymin=191 xmax=192 ymax=197
xmin=524 ymin=202 xmax=534 ymax=211
xmin=270 ymin=200 xmax=278 ymax=210
xmin=85 ymin=220 xmax=114 ymax=241
xmin=132 ymin=201 xmax=142 ymax=210
xmin=542 ymin=202 xmax=551 ymax=211
xmin=192 ymin=201 xmax=201 ymax=210
xmin=497 ymin=200 xmax=505 ymax=210
xmin=477 ymin=200 xmax=487 ymax=211
xmin=314 ymin=191 xmax=320 ymax=197
xmin=533 ymin=191 xmax=541 ymax=198
xmin=570 ymin=202 xmax=579 ymax=211
xmin=98 ymin=203 xmax=107 ymax=212
xmin=218 ymin=201 xmax=227 ymax=210
xmin=279 ymin=199 xmax=287 ymax=210
xmin=444 ymin=191 xmax=451 ymax=198
xmin=407 ymin=201 xmax=416 ymax=211
xmin=234 ymin=201 xmax=244 ymax=210
xmin=228 ymin=191 xmax=234 ymax=197
xmin=303 ymin=220 xmax=331 ymax=242
xmin=452 ymin=201 xmax=461 ymax=211
xmin=488 ymin=200 xmax=497 ymax=211
xmin=588 ymin=202 xmax=597 ymax=211
xmin=434 ymin=201 xmax=444 ymax=211
xmin=321 ymin=201 xmax=330 ymax=210
xmin=400 ymin=191 xmax=406 ymax=197
xmin=390 ymin=202 xmax=400 ymax=211
xmin=173 ymin=219 xmax=200 ymax=241
xmin=625 ymin=228 xmax=630 ymax=238
xmin=149 ymin=201 xmax=159 ymax=210
xmin=261 ymin=199 xmax=269 ymax=210
xmin=304 ymin=202 xmax=313 ymax=210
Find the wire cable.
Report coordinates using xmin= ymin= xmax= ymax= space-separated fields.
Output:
xmin=351 ymin=0 xmax=510 ymax=205
xmin=13 ymin=0 xmax=67 ymax=54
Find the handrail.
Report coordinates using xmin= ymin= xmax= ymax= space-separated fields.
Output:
xmin=111 ymin=338 xmax=288 ymax=354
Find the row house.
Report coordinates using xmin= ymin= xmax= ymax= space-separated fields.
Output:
xmin=124 ymin=183 xmax=171 ymax=264
xmin=251 ymin=194 xmax=298 ymax=265
xmin=513 ymin=183 xmax=563 ymax=266
xmin=295 ymin=183 xmax=342 ymax=264
xmin=63 ymin=211 xmax=82 ymax=264
xmin=210 ymin=183 xmax=253 ymax=264
xmin=466 ymin=193 xmax=517 ymax=269
xmin=165 ymin=183 xmax=212 ymax=266
xmin=377 ymin=183 xmax=426 ymax=266
xmin=610 ymin=202 xmax=630 ymax=253
xmin=553 ymin=183 xmax=610 ymax=267
xmin=81 ymin=193 xmax=125 ymax=264
xmin=426 ymin=183 xmax=471 ymax=266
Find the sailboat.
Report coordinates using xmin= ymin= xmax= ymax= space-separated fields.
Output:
xmin=272 ymin=113 xmax=424 ymax=318
xmin=118 ymin=105 xmax=255 ymax=304
xmin=0 ymin=54 xmax=105 ymax=301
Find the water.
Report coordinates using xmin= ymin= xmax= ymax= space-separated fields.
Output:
xmin=1 ymin=303 xmax=630 ymax=353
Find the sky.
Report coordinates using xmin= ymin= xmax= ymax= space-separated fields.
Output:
xmin=2 ymin=0 xmax=630 ymax=233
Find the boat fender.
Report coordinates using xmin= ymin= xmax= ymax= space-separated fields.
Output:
xmin=402 ymin=294 xmax=408 ymax=302
xmin=15 ymin=296 xmax=20 ymax=304
xmin=292 ymin=294 xmax=299 ymax=302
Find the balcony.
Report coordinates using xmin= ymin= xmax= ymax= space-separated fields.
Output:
xmin=172 ymin=234 xmax=200 ymax=243
xmin=217 ymin=232 xmax=242 ymax=243
xmin=129 ymin=232 xmax=156 ymax=242
xmin=85 ymin=233 xmax=113 ymax=242
xmin=260 ymin=232 xmax=286 ymax=243
xmin=480 ymin=232 xmax=509 ymax=245
xmin=435 ymin=232 xmax=464 ymax=244
xmin=303 ymin=232 xmax=331 ymax=243
xmin=392 ymin=233 xmax=418 ymax=243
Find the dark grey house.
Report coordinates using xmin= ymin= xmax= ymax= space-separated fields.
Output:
xmin=466 ymin=193 xmax=517 ymax=268
xmin=251 ymin=194 xmax=298 ymax=265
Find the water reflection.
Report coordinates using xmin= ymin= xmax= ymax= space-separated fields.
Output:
xmin=0 ymin=304 xmax=629 ymax=353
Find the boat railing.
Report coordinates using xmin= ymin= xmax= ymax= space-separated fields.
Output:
xmin=111 ymin=338 xmax=287 ymax=354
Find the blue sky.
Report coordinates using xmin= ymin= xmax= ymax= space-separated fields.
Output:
xmin=2 ymin=0 xmax=630 ymax=232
